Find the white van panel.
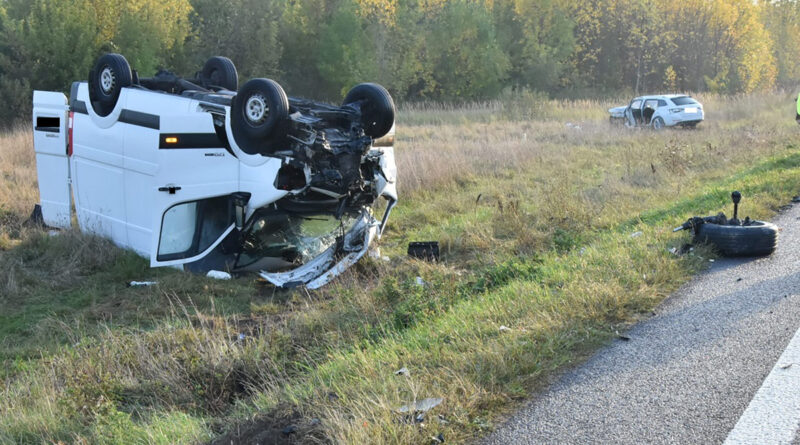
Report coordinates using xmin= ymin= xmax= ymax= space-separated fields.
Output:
xmin=72 ymin=158 xmax=127 ymax=244
xmin=122 ymin=114 xmax=160 ymax=256
xmin=32 ymin=91 xmax=70 ymax=228
xmin=71 ymin=89 xmax=128 ymax=248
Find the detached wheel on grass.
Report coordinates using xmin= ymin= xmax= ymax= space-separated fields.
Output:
xmin=343 ymin=83 xmax=395 ymax=139
xmin=695 ymin=222 xmax=778 ymax=257
xmin=88 ymin=53 xmax=132 ymax=116
xmin=230 ymin=78 xmax=289 ymax=155
xmin=200 ymin=56 xmax=238 ymax=91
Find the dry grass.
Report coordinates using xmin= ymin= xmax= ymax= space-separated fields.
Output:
xmin=2 ymin=91 xmax=800 ymax=444
xmin=0 ymin=125 xmax=36 ymax=219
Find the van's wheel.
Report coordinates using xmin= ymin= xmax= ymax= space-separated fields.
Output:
xmin=201 ymin=56 xmax=238 ymax=91
xmin=230 ymin=78 xmax=289 ymax=155
xmin=343 ymin=83 xmax=395 ymax=139
xmin=88 ymin=53 xmax=132 ymax=116
xmin=652 ymin=117 xmax=665 ymax=130
xmin=695 ymin=222 xmax=778 ymax=256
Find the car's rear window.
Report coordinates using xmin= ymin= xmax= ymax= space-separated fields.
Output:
xmin=671 ymin=96 xmax=698 ymax=105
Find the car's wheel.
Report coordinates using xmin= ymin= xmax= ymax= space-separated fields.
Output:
xmin=343 ymin=83 xmax=395 ymax=139
xmin=695 ymin=221 xmax=778 ymax=257
xmin=88 ymin=53 xmax=132 ymax=117
xmin=230 ymin=78 xmax=289 ymax=155
xmin=201 ymin=56 xmax=238 ymax=91
xmin=652 ymin=117 xmax=665 ymax=130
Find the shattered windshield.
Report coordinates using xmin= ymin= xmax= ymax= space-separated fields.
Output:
xmin=236 ymin=210 xmax=356 ymax=271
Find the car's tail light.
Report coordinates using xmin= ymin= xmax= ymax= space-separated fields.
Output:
xmin=670 ymin=108 xmax=682 ymax=114
xmin=67 ymin=111 xmax=74 ymax=156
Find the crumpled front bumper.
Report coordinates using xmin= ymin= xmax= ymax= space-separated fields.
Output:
xmin=258 ymin=210 xmax=379 ymax=289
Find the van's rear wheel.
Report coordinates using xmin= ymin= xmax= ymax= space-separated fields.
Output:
xmin=88 ymin=53 xmax=132 ymax=116
xmin=230 ymin=78 xmax=289 ymax=155
xmin=200 ymin=56 xmax=238 ymax=91
xmin=343 ymin=83 xmax=395 ymax=139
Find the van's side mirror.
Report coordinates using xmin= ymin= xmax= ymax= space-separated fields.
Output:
xmin=231 ymin=192 xmax=252 ymax=230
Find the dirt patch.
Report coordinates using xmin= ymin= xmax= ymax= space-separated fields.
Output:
xmin=211 ymin=412 xmax=328 ymax=445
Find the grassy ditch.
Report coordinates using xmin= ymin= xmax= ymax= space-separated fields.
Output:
xmin=1 ymin=92 xmax=800 ymax=443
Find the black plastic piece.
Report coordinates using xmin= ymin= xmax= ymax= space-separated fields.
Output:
xmin=732 ymin=190 xmax=741 ymax=220
xmin=408 ymin=241 xmax=439 ymax=261
xmin=158 ymin=185 xmax=181 ymax=194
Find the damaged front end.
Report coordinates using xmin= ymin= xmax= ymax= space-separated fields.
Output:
xmin=189 ymin=82 xmax=397 ymax=288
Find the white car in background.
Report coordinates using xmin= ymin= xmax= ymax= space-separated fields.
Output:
xmin=609 ymin=95 xmax=704 ymax=129
xmin=32 ymin=53 xmax=397 ymax=289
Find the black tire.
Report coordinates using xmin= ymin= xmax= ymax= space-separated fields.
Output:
xmin=343 ymin=83 xmax=395 ymax=138
xmin=230 ymin=78 xmax=289 ymax=155
xmin=88 ymin=53 xmax=132 ymax=117
xmin=201 ymin=56 xmax=238 ymax=91
xmin=695 ymin=221 xmax=778 ymax=257
xmin=652 ymin=117 xmax=665 ymax=130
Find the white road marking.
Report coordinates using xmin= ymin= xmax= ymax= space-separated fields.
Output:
xmin=725 ymin=324 xmax=800 ymax=445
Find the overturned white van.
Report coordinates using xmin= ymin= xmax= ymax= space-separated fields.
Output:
xmin=32 ymin=54 xmax=397 ymax=289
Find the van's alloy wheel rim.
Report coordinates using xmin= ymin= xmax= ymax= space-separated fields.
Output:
xmin=100 ymin=67 xmax=115 ymax=95
xmin=245 ymin=95 xmax=268 ymax=124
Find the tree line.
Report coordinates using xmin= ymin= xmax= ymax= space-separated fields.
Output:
xmin=0 ymin=0 xmax=798 ymax=123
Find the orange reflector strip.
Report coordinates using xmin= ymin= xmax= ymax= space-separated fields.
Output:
xmin=165 ymin=137 xmax=178 ymax=144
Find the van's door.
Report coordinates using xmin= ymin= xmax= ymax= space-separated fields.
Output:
xmin=32 ymin=91 xmax=71 ymax=228
xmin=148 ymin=113 xmax=240 ymax=267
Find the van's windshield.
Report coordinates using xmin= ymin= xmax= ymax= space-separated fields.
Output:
xmin=236 ymin=209 xmax=355 ymax=272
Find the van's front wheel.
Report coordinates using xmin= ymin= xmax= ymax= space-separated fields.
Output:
xmin=343 ymin=83 xmax=395 ymax=139
xmin=230 ymin=78 xmax=289 ymax=155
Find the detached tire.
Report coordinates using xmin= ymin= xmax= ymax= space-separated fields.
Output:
xmin=343 ymin=83 xmax=395 ymax=138
xmin=695 ymin=222 xmax=778 ymax=257
xmin=88 ymin=53 xmax=132 ymax=116
xmin=230 ymin=78 xmax=289 ymax=155
xmin=201 ymin=56 xmax=238 ymax=91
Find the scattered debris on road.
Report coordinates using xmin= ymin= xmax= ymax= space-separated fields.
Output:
xmin=207 ymin=270 xmax=232 ymax=280
xmin=128 ymin=281 xmax=157 ymax=287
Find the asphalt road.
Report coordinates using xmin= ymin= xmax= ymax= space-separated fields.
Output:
xmin=483 ymin=202 xmax=800 ymax=445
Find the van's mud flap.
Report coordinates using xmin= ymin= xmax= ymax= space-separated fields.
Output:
xmin=259 ymin=213 xmax=378 ymax=289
